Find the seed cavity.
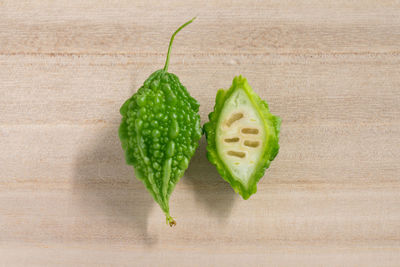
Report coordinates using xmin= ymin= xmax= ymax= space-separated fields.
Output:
xmin=244 ymin=140 xmax=260 ymax=148
xmin=224 ymin=137 xmax=240 ymax=143
xmin=241 ymin=128 xmax=259 ymax=134
xmin=227 ymin=151 xmax=246 ymax=158
xmin=226 ymin=113 xmax=244 ymax=127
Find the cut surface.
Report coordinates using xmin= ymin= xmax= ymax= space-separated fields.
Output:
xmin=216 ymin=88 xmax=265 ymax=186
xmin=204 ymin=75 xmax=281 ymax=199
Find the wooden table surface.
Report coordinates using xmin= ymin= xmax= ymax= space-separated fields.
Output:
xmin=1 ymin=1 xmax=400 ymax=266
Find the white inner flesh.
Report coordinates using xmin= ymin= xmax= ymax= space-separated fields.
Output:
xmin=216 ymin=88 xmax=265 ymax=186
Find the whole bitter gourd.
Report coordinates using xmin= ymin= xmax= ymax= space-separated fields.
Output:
xmin=204 ymin=76 xmax=281 ymax=199
xmin=119 ymin=18 xmax=201 ymax=226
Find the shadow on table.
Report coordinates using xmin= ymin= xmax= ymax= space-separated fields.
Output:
xmin=73 ymin=122 xmax=156 ymax=246
xmin=184 ymin=136 xmax=236 ymax=223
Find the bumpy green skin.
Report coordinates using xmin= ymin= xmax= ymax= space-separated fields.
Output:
xmin=119 ymin=69 xmax=202 ymax=225
xmin=204 ymin=76 xmax=281 ymax=200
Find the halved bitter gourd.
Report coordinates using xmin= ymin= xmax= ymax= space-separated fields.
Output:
xmin=204 ymin=76 xmax=281 ymax=199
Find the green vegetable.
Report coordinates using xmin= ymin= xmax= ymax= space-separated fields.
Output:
xmin=204 ymin=76 xmax=281 ymax=199
xmin=119 ymin=17 xmax=201 ymax=226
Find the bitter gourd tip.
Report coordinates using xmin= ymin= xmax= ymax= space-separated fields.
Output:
xmin=166 ymin=215 xmax=177 ymax=227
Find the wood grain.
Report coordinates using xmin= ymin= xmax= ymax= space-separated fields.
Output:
xmin=0 ymin=1 xmax=399 ymax=266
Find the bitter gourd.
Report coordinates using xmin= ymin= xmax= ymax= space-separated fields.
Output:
xmin=204 ymin=76 xmax=281 ymax=199
xmin=119 ymin=18 xmax=201 ymax=226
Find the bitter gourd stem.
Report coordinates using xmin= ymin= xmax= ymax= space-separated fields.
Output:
xmin=163 ymin=17 xmax=196 ymax=72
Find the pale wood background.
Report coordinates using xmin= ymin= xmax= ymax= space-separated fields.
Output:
xmin=1 ymin=1 xmax=400 ymax=266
